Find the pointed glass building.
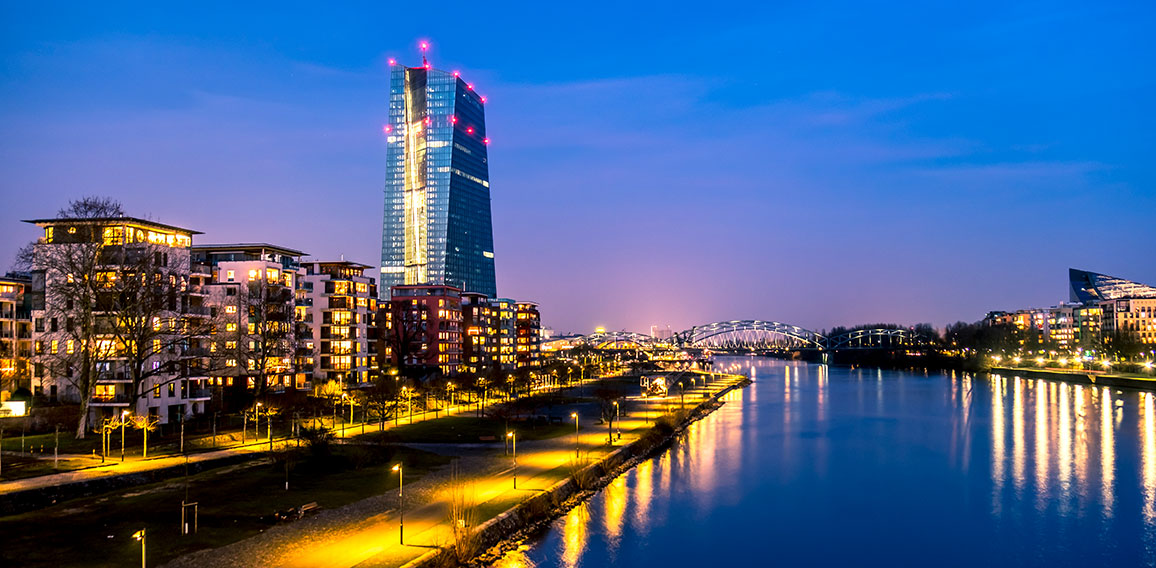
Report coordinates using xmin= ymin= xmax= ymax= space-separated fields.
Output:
xmin=381 ymin=58 xmax=496 ymax=299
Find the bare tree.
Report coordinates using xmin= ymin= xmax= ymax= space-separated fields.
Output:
xmin=26 ymin=197 xmax=124 ymax=438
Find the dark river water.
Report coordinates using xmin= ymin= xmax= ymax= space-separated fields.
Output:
xmin=493 ymin=356 xmax=1156 ymax=567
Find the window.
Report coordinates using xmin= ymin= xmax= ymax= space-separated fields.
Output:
xmin=167 ymin=383 xmax=175 ymax=397
xmin=226 ymin=270 xmax=235 ymax=281
xmin=248 ymin=269 xmax=259 ymax=280
xmin=225 ymin=323 xmax=237 ymax=332
xmin=225 ymin=305 xmax=237 ymax=314
xmin=247 ymin=323 xmax=256 ymax=334
xmin=225 ymin=359 xmax=237 ymax=367
xmin=225 ymin=340 xmax=237 ymax=349
xmin=66 ymin=340 xmax=74 ymax=354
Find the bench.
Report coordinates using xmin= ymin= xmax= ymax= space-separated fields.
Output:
xmin=298 ymin=502 xmax=320 ymax=518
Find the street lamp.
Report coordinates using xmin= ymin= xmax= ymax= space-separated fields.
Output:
xmin=340 ymin=394 xmax=347 ymax=436
xmin=132 ymin=528 xmax=146 ymax=568
xmin=121 ymin=410 xmax=129 ymax=462
xmin=613 ymin=401 xmax=620 ymax=441
xmin=507 ymin=431 xmax=517 ymax=489
xmin=392 ymin=463 xmax=404 ymax=545
xmin=255 ymin=402 xmax=263 ymax=441
xmin=571 ymin=412 xmax=579 ymax=460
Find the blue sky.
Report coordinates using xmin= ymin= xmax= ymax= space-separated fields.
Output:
xmin=1 ymin=1 xmax=1154 ymax=334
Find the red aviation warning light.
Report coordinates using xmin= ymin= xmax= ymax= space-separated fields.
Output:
xmin=483 ymin=137 xmax=490 ymax=145
xmin=480 ymin=96 xmax=487 ymax=103
xmin=453 ymin=70 xmax=460 ymax=77
xmin=466 ymin=127 xmax=474 ymax=134
xmin=450 ymin=115 xmax=458 ymax=124
xmin=388 ymin=58 xmax=397 ymax=66
xmin=420 ymin=41 xmax=430 ymax=68
xmin=383 ymin=124 xmax=393 ymax=134
xmin=466 ymin=83 xmax=474 ymax=90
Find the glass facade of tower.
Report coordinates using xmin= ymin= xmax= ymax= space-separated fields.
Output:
xmin=381 ymin=63 xmax=497 ymax=300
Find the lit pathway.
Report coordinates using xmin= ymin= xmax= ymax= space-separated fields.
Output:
xmin=164 ymin=374 xmax=745 ymax=568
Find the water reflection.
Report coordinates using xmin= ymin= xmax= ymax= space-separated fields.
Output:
xmin=507 ymin=359 xmax=1155 ymax=568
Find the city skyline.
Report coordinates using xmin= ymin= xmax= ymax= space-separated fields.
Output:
xmin=2 ymin=2 xmax=1154 ymax=334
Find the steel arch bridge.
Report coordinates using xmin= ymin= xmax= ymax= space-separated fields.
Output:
xmin=574 ymin=321 xmax=939 ymax=352
xmin=575 ymin=331 xmax=663 ymax=350
xmin=677 ymin=320 xmax=826 ymax=350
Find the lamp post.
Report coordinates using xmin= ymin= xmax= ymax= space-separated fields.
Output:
xmin=392 ymin=463 xmax=404 ymax=545
xmin=572 ymin=412 xmax=579 ymax=460
xmin=132 ymin=528 xmax=146 ymax=568
xmin=507 ymin=431 xmax=517 ymax=489
xmin=613 ymin=400 xmax=620 ymax=441
xmin=121 ymin=410 xmax=129 ymax=462
xmin=340 ymin=394 xmax=347 ymax=436
xmin=255 ymin=402 xmax=263 ymax=442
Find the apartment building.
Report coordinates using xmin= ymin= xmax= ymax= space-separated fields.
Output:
xmin=300 ymin=261 xmax=378 ymax=388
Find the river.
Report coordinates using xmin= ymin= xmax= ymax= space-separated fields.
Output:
xmin=493 ymin=356 xmax=1156 ymax=567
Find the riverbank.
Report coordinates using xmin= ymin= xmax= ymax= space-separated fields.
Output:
xmin=410 ymin=374 xmax=752 ymax=568
xmin=990 ymin=366 xmax=1156 ymax=391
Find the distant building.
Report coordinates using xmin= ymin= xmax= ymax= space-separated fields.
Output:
xmin=300 ymin=261 xmax=378 ymax=388
xmin=384 ymin=284 xmax=462 ymax=376
xmin=515 ymin=301 xmax=541 ymax=368
xmin=380 ymin=57 xmax=497 ymax=299
xmin=461 ymin=292 xmax=498 ymax=374
xmin=0 ymin=273 xmax=33 ymax=397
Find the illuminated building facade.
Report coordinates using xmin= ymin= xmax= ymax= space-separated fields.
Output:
xmin=26 ymin=216 xmax=211 ymax=425
xmin=0 ymin=273 xmax=32 ymax=398
xmin=301 ymin=261 xmax=378 ymax=388
xmin=192 ymin=244 xmax=307 ymax=402
xmin=515 ymin=301 xmax=541 ymax=368
xmin=380 ymin=58 xmax=497 ymax=300
xmin=385 ymin=284 xmax=462 ymax=376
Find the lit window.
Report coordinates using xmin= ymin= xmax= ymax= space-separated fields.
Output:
xmin=225 ymin=323 xmax=237 ymax=332
xmin=226 ymin=270 xmax=235 ymax=281
xmin=248 ymin=269 xmax=259 ymax=280
xmin=226 ymin=359 xmax=237 ymax=367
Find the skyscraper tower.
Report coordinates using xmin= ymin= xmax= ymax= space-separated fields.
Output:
xmin=380 ymin=46 xmax=497 ymax=300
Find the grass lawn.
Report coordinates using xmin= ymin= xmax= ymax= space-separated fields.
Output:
xmin=353 ymin=415 xmax=574 ymax=445
xmin=0 ymin=445 xmax=451 ymax=568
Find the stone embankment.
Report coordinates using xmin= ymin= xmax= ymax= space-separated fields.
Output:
xmin=406 ymin=376 xmax=752 ymax=568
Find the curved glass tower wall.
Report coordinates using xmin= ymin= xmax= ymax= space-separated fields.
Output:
xmin=381 ymin=62 xmax=497 ymax=299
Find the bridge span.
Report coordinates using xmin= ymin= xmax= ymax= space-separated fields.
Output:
xmin=575 ymin=320 xmax=938 ymax=352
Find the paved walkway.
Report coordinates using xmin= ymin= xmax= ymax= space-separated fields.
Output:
xmin=0 ymin=383 xmax=575 ymax=495
xmin=162 ymin=374 xmax=744 ymax=568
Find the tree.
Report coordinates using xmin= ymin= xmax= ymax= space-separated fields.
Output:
xmin=21 ymin=197 xmax=125 ymax=438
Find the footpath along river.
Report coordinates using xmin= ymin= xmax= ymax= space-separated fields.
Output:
xmin=492 ymin=356 xmax=1156 ymax=567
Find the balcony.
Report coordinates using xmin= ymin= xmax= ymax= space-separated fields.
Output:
xmin=188 ymin=389 xmax=212 ymax=400
xmin=190 ymin=263 xmax=212 ymax=276
xmin=185 ymin=305 xmax=212 ymax=317
xmin=91 ymin=394 xmax=132 ymax=405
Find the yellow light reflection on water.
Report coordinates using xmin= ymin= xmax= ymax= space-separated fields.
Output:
xmin=992 ymin=375 xmax=1006 ymax=513
xmin=1035 ymin=381 xmax=1050 ymax=505
xmin=1143 ymin=393 xmax=1155 ymax=524
xmin=632 ymin=458 xmax=653 ymax=534
xmin=602 ymin=476 xmax=627 ymax=550
xmin=1013 ymin=378 xmax=1026 ymax=493
xmin=560 ymin=503 xmax=588 ymax=568
xmin=1101 ymin=386 xmax=1115 ymax=518
xmin=1058 ymin=382 xmax=1072 ymax=506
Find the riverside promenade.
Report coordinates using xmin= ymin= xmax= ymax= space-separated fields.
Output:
xmin=163 ymin=373 xmax=747 ymax=568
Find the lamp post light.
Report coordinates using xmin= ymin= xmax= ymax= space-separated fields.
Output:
xmin=572 ymin=412 xmax=579 ymax=460
xmin=121 ymin=410 xmax=129 ymax=462
xmin=613 ymin=401 xmax=620 ymax=441
xmin=507 ymin=431 xmax=517 ymax=489
xmin=392 ymin=463 xmax=404 ymax=545
xmin=132 ymin=528 xmax=146 ymax=568
xmin=340 ymin=394 xmax=347 ymax=436
xmin=255 ymin=402 xmax=263 ymax=442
